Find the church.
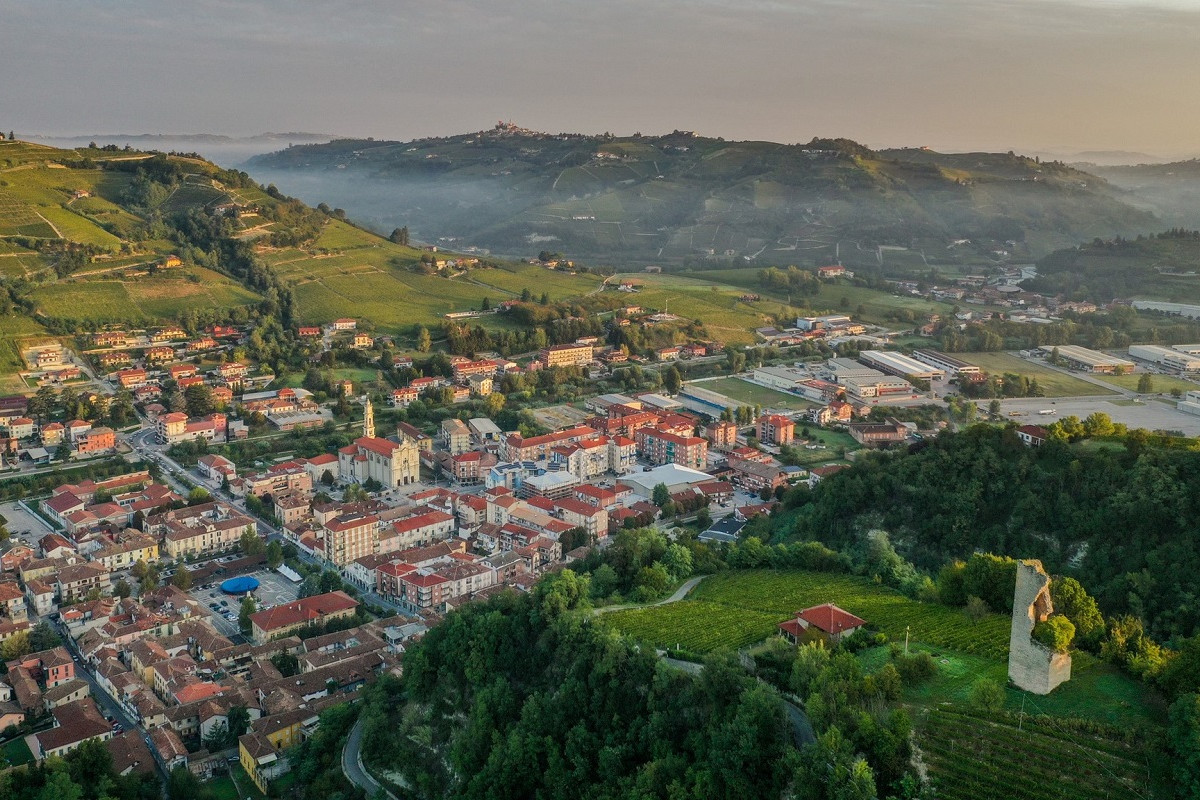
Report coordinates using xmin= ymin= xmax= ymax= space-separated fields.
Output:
xmin=337 ymin=398 xmax=422 ymax=487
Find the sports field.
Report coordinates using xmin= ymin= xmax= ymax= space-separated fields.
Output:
xmin=698 ymin=377 xmax=817 ymax=412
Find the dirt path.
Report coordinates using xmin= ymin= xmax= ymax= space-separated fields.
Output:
xmin=593 ymin=574 xmax=708 ymax=616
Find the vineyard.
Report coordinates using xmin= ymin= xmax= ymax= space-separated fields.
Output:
xmin=918 ymin=708 xmax=1159 ymax=800
xmin=603 ymin=600 xmax=785 ymax=653
xmin=695 ymin=570 xmax=1011 ymax=657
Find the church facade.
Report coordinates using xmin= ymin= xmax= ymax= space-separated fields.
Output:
xmin=337 ymin=398 xmax=422 ymax=487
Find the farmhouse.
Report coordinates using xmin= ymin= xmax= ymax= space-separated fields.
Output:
xmin=778 ymin=604 xmax=866 ymax=645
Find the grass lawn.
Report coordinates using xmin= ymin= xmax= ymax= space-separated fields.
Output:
xmin=1094 ymin=372 xmax=1198 ymax=394
xmin=2 ymin=735 xmax=34 ymax=766
xmin=698 ymin=377 xmax=817 ymax=412
xmin=958 ymin=352 xmax=1118 ymax=397
xmin=206 ymin=775 xmax=240 ymax=800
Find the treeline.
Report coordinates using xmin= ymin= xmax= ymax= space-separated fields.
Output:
xmin=359 ymin=573 xmax=798 ymax=800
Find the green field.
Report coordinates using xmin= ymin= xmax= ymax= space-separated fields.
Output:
xmin=612 ymin=272 xmax=796 ymax=345
xmin=29 ymin=269 xmax=260 ymax=324
xmin=2 ymin=734 xmax=34 ymax=766
xmin=1095 ymin=372 xmax=1199 ymax=394
xmin=606 ymin=569 xmax=1011 ymax=658
xmin=37 ymin=205 xmax=124 ymax=248
xmin=958 ymin=352 xmax=1119 ymax=397
xmin=697 ymin=377 xmax=818 ymax=412
xmin=690 ymin=268 xmax=962 ymax=327
xmin=918 ymin=707 xmax=1156 ymax=800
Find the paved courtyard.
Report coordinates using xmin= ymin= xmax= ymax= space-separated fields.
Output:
xmin=988 ymin=396 xmax=1200 ymax=436
xmin=189 ymin=567 xmax=302 ymax=640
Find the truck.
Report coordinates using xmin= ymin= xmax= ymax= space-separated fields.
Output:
xmin=1039 ymin=409 xmax=1057 ymax=415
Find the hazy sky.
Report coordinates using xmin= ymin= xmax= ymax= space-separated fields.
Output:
xmin=4 ymin=0 xmax=1200 ymax=155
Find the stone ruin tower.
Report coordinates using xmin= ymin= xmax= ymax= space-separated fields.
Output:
xmin=1008 ymin=559 xmax=1072 ymax=694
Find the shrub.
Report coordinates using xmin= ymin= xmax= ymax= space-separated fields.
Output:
xmin=893 ymin=650 xmax=937 ymax=684
xmin=968 ymin=678 xmax=1006 ymax=713
xmin=1032 ymin=615 xmax=1075 ymax=652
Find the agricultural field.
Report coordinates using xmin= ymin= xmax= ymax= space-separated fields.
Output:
xmin=917 ymin=708 xmax=1158 ymax=800
xmin=606 ymin=569 xmax=1011 ymax=658
xmin=37 ymin=205 xmax=123 ymax=248
xmin=611 ymin=272 xmax=798 ymax=345
xmin=689 ymin=268 xmax=961 ymax=327
xmin=959 ymin=352 xmax=1119 ymax=397
xmin=29 ymin=269 xmax=260 ymax=324
xmin=697 ymin=377 xmax=817 ymax=412
xmin=1095 ymin=371 xmax=1198 ymax=394
xmin=602 ymin=600 xmax=789 ymax=653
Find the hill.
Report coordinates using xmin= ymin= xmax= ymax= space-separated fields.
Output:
xmin=1088 ymin=158 xmax=1200 ymax=230
xmin=247 ymin=125 xmax=1158 ymax=267
xmin=0 ymin=138 xmax=604 ymax=379
xmin=1030 ymin=229 xmax=1200 ymax=303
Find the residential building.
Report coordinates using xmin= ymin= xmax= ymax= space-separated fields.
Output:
xmin=539 ymin=343 xmax=593 ymax=368
xmin=778 ymin=603 xmax=866 ymax=645
xmin=847 ymin=419 xmax=907 ymax=447
xmin=1016 ymin=425 xmax=1049 ymax=447
xmin=756 ymin=414 xmax=795 ymax=446
xmin=705 ymin=419 xmax=739 ymax=450
xmin=75 ymin=426 xmax=116 ymax=455
xmin=156 ymin=412 xmax=227 ymax=445
xmin=441 ymin=418 xmax=471 ymax=455
xmin=321 ymin=514 xmax=378 ymax=567
xmin=635 ymin=428 xmax=708 ymax=469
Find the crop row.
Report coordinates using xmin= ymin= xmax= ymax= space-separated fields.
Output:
xmin=920 ymin=710 xmax=1149 ymax=800
xmin=603 ymin=601 xmax=784 ymax=653
xmin=692 ymin=570 xmax=1010 ymax=658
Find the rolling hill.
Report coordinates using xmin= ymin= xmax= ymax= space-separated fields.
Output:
xmin=247 ymin=125 xmax=1159 ymax=268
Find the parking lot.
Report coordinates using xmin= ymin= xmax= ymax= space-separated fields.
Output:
xmin=0 ymin=500 xmax=55 ymax=542
xmin=188 ymin=567 xmax=301 ymax=640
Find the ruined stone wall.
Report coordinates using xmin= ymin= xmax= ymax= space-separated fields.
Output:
xmin=1008 ymin=559 xmax=1071 ymax=694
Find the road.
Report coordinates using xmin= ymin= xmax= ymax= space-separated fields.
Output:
xmin=342 ymin=717 xmax=401 ymax=799
xmin=57 ymin=622 xmax=170 ymax=781
xmin=593 ymin=575 xmax=708 ymax=615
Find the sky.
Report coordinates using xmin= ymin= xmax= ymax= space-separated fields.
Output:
xmin=3 ymin=0 xmax=1200 ymax=156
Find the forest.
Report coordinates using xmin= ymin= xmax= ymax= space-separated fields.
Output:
xmin=356 ymin=573 xmax=801 ymax=800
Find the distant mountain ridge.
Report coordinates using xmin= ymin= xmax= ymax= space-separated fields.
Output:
xmin=247 ymin=126 xmax=1159 ymax=267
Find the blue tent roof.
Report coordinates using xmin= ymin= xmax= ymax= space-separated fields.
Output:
xmin=220 ymin=576 xmax=260 ymax=594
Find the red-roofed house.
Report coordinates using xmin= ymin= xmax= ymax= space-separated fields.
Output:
xmin=1016 ymin=425 xmax=1049 ymax=447
xmin=777 ymin=603 xmax=866 ymax=645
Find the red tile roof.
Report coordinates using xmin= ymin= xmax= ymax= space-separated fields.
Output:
xmin=795 ymin=603 xmax=866 ymax=634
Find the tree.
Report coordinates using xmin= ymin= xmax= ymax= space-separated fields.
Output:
xmin=695 ymin=506 xmax=712 ymax=531
xmin=0 ymin=629 xmax=30 ymax=659
xmin=29 ymin=621 xmax=60 ymax=651
xmin=969 ymin=678 xmax=1005 ymax=713
xmin=661 ymin=543 xmax=693 ymax=580
xmin=266 ymin=540 xmax=283 ymax=569
xmin=202 ymin=721 xmax=229 ymax=752
xmin=965 ymin=595 xmax=990 ymax=623
xmin=183 ymin=383 xmax=214 ymax=417
xmin=320 ymin=469 xmax=335 ymax=486
xmin=1169 ymin=693 xmax=1200 ymax=798
xmin=987 ymin=399 xmax=1002 ymax=420
xmin=187 ymin=487 xmax=211 ymax=505
xmin=652 ymin=483 xmax=670 ymax=507
xmin=1050 ymin=577 xmax=1105 ymax=649
xmin=240 ymin=528 xmax=265 ymax=556
xmin=239 ymin=596 xmax=257 ymax=636
xmin=1082 ymin=411 xmax=1115 ymax=438
xmin=227 ymin=705 xmax=250 ymax=739
xmin=1032 ymin=615 xmax=1075 ymax=652
xmin=481 ymin=296 xmax=491 ymax=311
xmin=113 ymin=578 xmax=132 ymax=599
xmin=416 ymin=326 xmax=432 ymax=353
xmin=663 ymin=366 xmax=682 ymax=395
xmin=271 ymin=651 xmax=300 ymax=677
xmin=389 ymin=226 xmax=409 ymax=245
xmin=1137 ymin=373 xmax=1154 ymax=393
xmin=170 ymin=567 xmax=193 ymax=591
xmin=140 ymin=563 xmax=160 ymax=593
xmin=167 ymin=766 xmax=205 ymax=800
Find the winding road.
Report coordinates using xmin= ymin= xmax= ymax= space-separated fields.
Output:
xmin=592 ymin=574 xmax=708 ymax=615
xmin=342 ymin=717 xmax=399 ymax=800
